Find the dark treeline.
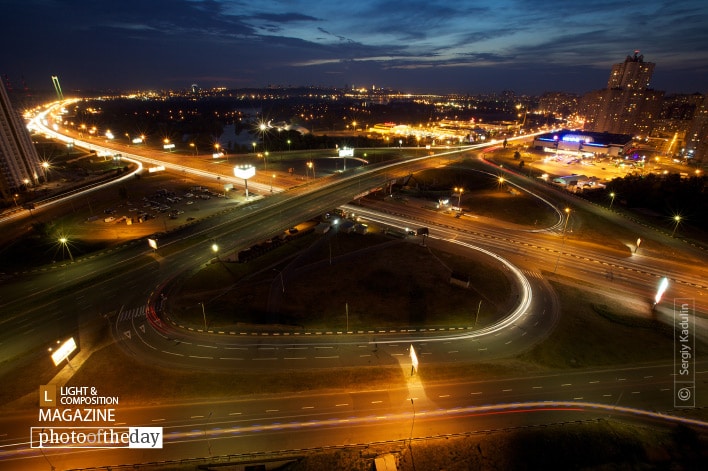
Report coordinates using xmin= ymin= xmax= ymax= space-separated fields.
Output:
xmin=601 ymin=173 xmax=707 ymax=231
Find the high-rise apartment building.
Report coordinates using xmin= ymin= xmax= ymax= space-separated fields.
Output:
xmin=607 ymin=51 xmax=654 ymax=90
xmin=580 ymin=52 xmax=663 ymax=136
xmin=0 ymin=79 xmax=41 ymax=201
xmin=685 ymin=93 xmax=708 ymax=163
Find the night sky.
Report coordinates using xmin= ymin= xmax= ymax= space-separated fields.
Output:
xmin=2 ymin=0 xmax=707 ymax=95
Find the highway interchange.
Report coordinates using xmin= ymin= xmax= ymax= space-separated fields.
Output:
xmin=0 ymin=101 xmax=706 ymax=470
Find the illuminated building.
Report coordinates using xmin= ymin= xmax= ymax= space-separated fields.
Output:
xmin=0 ymin=79 xmax=41 ymax=200
xmin=684 ymin=93 xmax=708 ymax=163
xmin=580 ymin=51 xmax=663 ymax=136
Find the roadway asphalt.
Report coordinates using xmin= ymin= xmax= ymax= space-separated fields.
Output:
xmin=0 ymin=106 xmax=705 ymax=470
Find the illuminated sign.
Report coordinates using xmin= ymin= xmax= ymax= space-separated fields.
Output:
xmin=339 ymin=147 xmax=354 ymax=157
xmin=163 ymin=143 xmax=175 ymax=150
xmin=561 ymin=134 xmax=594 ymax=143
xmin=234 ymin=165 xmax=256 ymax=179
xmin=410 ymin=344 xmax=419 ymax=374
xmin=51 ymin=337 xmax=77 ymax=366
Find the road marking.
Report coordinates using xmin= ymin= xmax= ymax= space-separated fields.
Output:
xmin=505 ymin=340 xmax=512 ymax=345
xmin=618 ymin=378 xmax=626 ymax=381
xmin=448 ymin=350 xmax=458 ymax=354
xmin=228 ymin=412 xmax=242 ymax=416
xmin=219 ymin=357 xmax=243 ymax=360
xmin=631 ymin=391 xmax=641 ymax=394
xmin=660 ymin=388 xmax=670 ymax=392
xmin=162 ymin=351 xmax=184 ymax=356
xmin=532 ymin=386 xmax=542 ymax=389
xmin=197 ymin=344 xmax=217 ymax=349
xmin=470 ymin=392 xmax=482 ymax=395
xmin=225 ymin=346 xmax=247 ymax=350
xmin=371 ymin=400 xmax=383 ymax=404
xmin=253 ymin=357 xmax=277 ymax=361
xmin=189 ymin=355 xmax=213 ymax=359
xmin=284 ymin=357 xmax=306 ymax=360
xmin=603 ymin=394 xmax=612 ymax=397
xmin=315 ymin=346 xmax=334 ymax=349
xmin=439 ymin=395 xmax=450 ymax=398
xmin=360 ymin=354 xmax=371 ymax=357
xmin=589 ymin=380 xmax=599 ymax=384
xmin=302 ymin=406 xmax=314 ymax=410
xmin=266 ymin=409 xmax=279 ymax=412
xmin=315 ymin=355 xmax=339 ymax=359
xmin=561 ymin=383 xmax=571 ymax=387
xmin=573 ymin=397 xmax=583 ymax=400
xmin=286 ymin=347 xmax=308 ymax=350
xmin=478 ymin=347 xmax=487 ymax=351
xmin=190 ymin=415 xmax=204 ymax=419
xmin=502 ymin=389 xmax=512 ymax=392
xmin=644 ymin=375 xmax=653 ymax=379
xmin=335 ymin=404 xmax=349 ymax=407
xmin=151 ymin=418 xmax=165 ymax=422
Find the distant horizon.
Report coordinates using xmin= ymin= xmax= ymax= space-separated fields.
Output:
xmin=7 ymin=76 xmax=706 ymax=99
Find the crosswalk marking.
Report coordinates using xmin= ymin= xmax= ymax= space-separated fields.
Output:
xmin=522 ymin=270 xmax=542 ymax=280
xmin=117 ymin=306 xmax=147 ymax=322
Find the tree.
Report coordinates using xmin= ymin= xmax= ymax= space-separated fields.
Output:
xmin=513 ymin=151 xmax=521 ymax=160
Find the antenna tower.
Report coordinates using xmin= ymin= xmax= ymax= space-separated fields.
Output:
xmin=51 ymin=75 xmax=64 ymax=100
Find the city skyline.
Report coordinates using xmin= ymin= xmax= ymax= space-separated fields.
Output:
xmin=2 ymin=0 xmax=708 ymax=95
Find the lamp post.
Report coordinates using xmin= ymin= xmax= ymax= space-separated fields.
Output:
xmin=671 ymin=215 xmax=682 ymax=238
xmin=287 ymin=139 xmax=291 ymax=152
xmin=270 ymin=173 xmax=275 ymax=193
xmin=259 ymin=122 xmax=268 ymax=154
xmin=307 ymin=161 xmax=314 ymax=180
xmin=41 ymin=161 xmax=50 ymax=181
xmin=252 ymin=141 xmax=257 ymax=154
xmin=58 ymin=237 xmax=73 ymax=261
xmin=553 ymin=207 xmax=572 ymax=273
xmin=609 ymin=192 xmax=615 ymax=209
xmin=453 ymin=187 xmax=464 ymax=212
xmin=190 ymin=142 xmax=197 ymax=155
xmin=13 ymin=193 xmax=18 ymax=207
xmin=199 ymin=302 xmax=207 ymax=331
xmin=263 ymin=151 xmax=268 ymax=171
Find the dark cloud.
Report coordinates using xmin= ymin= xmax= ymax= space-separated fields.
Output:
xmin=1 ymin=0 xmax=706 ymax=94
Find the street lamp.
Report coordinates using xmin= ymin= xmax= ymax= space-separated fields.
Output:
xmin=199 ymin=302 xmax=207 ymax=331
xmin=259 ymin=122 xmax=268 ymax=153
xmin=609 ymin=192 xmax=615 ymax=209
xmin=553 ymin=207 xmax=572 ymax=273
xmin=287 ymin=139 xmax=291 ymax=152
xmin=58 ymin=236 xmax=74 ymax=261
xmin=41 ymin=161 xmax=50 ymax=181
xmin=13 ymin=193 xmax=18 ymax=207
xmin=190 ymin=142 xmax=197 ymax=155
xmin=671 ymin=215 xmax=682 ymax=237
xmin=270 ymin=173 xmax=275 ymax=193
xmin=453 ymin=187 xmax=464 ymax=211
xmin=252 ymin=141 xmax=257 ymax=154
xmin=307 ymin=161 xmax=314 ymax=180
xmin=263 ymin=151 xmax=268 ymax=171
